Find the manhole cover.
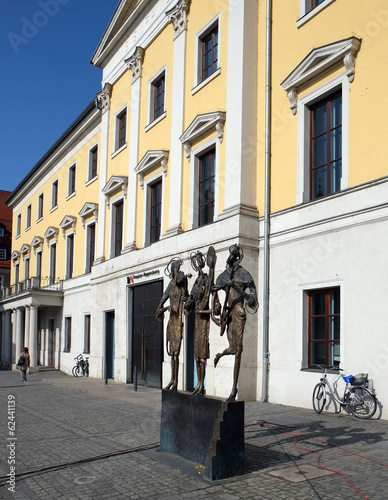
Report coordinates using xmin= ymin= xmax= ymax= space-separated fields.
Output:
xmin=74 ymin=476 xmax=97 ymax=484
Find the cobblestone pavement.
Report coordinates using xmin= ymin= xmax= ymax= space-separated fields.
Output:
xmin=0 ymin=369 xmax=388 ymax=499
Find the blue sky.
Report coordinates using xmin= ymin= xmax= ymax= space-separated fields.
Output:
xmin=1 ymin=0 xmax=119 ymax=193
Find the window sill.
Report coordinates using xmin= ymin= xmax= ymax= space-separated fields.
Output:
xmin=297 ymin=0 xmax=336 ymax=28
xmin=25 ymin=226 xmax=31 ymax=232
xmin=191 ymin=68 xmax=221 ymax=96
xmin=111 ymin=143 xmax=127 ymax=159
xmin=36 ymin=217 xmax=43 ymax=224
xmin=86 ymin=176 xmax=98 ymax=187
xmin=145 ymin=112 xmax=167 ymax=132
xmin=50 ymin=206 xmax=58 ymax=214
xmin=66 ymin=192 xmax=76 ymax=202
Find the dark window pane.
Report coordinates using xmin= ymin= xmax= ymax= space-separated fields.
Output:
xmin=313 ymin=166 xmax=327 ymax=198
xmin=311 ymin=342 xmax=325 ymax=365
xmin=313 ymin=104 xmax=327 ymax=136
xmin=311 ymin=317 xmax=325 ymax=340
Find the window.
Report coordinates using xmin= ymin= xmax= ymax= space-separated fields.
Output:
xmin=200 ymin=23 xmax=218 ymax=82
xmin=26 ymin=205 xmax=31 ymax=229
xmin=306 ymin=0 xmax=325 ymax=12
xmin=0 ymin=228 xmax=4 ymax=237
xmin=36 ymin=251 xmax=42 ymax=285
xmin=64 ymin=317 xmax=72 ymax=352
xmin=0 ymin=249 xmax=6 ymax=260
xmin=198 ymin=149 xmax=215 ymax=227
xmin=89 ymin=145 xmax=98 ymax=180
xmin=68 ymin=164 xmax=76 ymax=196
xmin=24 ymin=257 xmax=30 ymax=281
xmin=308 ymin=287 xmax=340 ymax=367
xmin=309 ymin=92 xmax=342 ymax=200
xmin=49 ymin=243 xmax=56 ymax=285
xmin=86 ymin=223 xmax=95 ymax=274
xmin=113 ymin=200 xmax=123 ymax=257
xmin=0 ymin=276 xmax=4 ymax=288
xmin=84 ymin=314 xmax=91 ymax=354
xmin=116 ymin=110 xmax=127 ymax=150
xmin=15 ymin=263 xmax=19 ymax=285
xmin=149 ymin=180 xmax=162 ymax=244
xmin=151 ymin=73 xmax=165 ymax=121
xmin=66 ymin=234 xmax=74 ymax=279
xmin=16 ymin=214 xmax=21 ymax=237
xmin=52 ymin=180 xmax=58 ymax=209
xmin=38 ymin=193 xmax=44 ymax=220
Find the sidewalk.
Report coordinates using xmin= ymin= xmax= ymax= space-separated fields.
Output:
xmin=1 ymin=369 xmax=388 ymax=499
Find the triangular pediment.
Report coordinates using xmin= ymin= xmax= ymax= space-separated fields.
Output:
xmin=102 ymin=176 xmax=128 ymax=197
xmin=31 ymin=236 xmax=44 ymax=249
xmin=135 ymin=150 xmax=169 ymax=189
xmin=11 ymin=250 xmax=20 ymax=262
xmin=78 ymin=203 xmax=98 ymax=219
xmin=60 ymin=216 xmax=77 ymax=236
xmin=180 ymin=111 xmax=226 ymax=145
xmin=20 ymin=244 xmax=31 ymax=256
xmin=281 ymin=37 xmax=361 ymax=92
xmin=44 ymin=226 xmax=59 ymax=240
xmin=79 ymin=203 xmax=98 ymax=228
xmin=91 ymin=0 xmax=147 ymax=67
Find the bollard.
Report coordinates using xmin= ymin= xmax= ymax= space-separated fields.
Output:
xmin=134 ymin=366 xmax=137 ymax=392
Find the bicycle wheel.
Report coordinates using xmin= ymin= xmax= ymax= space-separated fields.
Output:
xmin=312 ymin=383 xmax=326 ymax=413
xmin=72 ymin=365 xmax=80 ymax=377
xmin=346 ymin=387 xmax=377 ymax=419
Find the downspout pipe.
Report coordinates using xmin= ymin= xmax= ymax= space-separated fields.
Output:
xmin=261 ymin=0 xmax=272 ymax=403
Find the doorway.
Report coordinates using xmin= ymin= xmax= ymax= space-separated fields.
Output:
xmin=132 ymin=281 xmax=163 ymax=388
xmin=48 ymin=319 xmax=55 ymax=367
xmin=105 ymin=311 xmax=115 ymax=379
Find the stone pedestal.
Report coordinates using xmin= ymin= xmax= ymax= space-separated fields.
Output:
xmin=160 ymin=390 xmax=244 ymax=480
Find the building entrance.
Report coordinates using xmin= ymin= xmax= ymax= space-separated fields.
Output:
xmin=132 ymin=281 xmax=163 ymax=388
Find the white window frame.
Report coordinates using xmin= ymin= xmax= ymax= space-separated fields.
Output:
xmin=51 ymin=179 xmax=58 ymax=210
xmin=67 ymin=164 xmax=76 ymax=198
xmin=188 ymin=138 xmax=220 ymax=230
xmin=16 ymin=214 xmax=21 ymax=237
xmin=112 ymin=105 xmax=128 ymax=157
xmin=88 ymin=143 xmax=99 ymax=183
xmin=143 ymin=172 xmax=165 ymax=247
xmin=299 ymin=279 xmax=344 ymax=370
xmin=193 ymin=14 xmax=221 ymax=93
xmin=26 ymin=204 xmax=31 ymax=230
xmin=65 ymin=232 xmax=75 ymax=280
xmin=296 ymin=74 xmax=349 ymax=204
xmin=109 ymin=195 xmax=125 ymax=259
xmin=0 ymin=249 xmax=6 ymax=260
xmin=298 ymin=0 xmax=336 ymax=27
xmin=37 ymin=193 xmax=44 ymax=221
xmin=84 ymin=221 xmax=96 ymax=274
xmin=146 ymin=67 xmax=167 ymax=130
xmin=0 ymin=228 xmax=4 ymax=237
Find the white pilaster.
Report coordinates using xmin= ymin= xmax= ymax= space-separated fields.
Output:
xmin=4 ymin=310 xmax=12 ymax=364
xmin=124 ymin=47 xmax=145 ymax=252
xmin=222 ymin=0 xmax=258 ymax=218
xmin=15 ymin=308 xmax=24 ymax=363
xmin=95 ymin=83 xmax=112 ymax=264
xmin=164 ymin=0 xmax=189 ymax=237
xmin=29 ymin=306 xmax=38 ymax=368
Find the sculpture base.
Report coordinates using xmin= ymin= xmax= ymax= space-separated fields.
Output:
xmin=160 ymin=390 xmax=244 ymax=480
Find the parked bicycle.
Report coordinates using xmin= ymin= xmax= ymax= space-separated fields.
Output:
xmin=312 ymin=365 xmax=377 ymax=419
xmin=72 ymin=354 xmax=89 ymax=377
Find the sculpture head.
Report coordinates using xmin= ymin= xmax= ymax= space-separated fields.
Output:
xmin=165 ymin=257 xmax=183 ymax=279
xmin=227 ymin=244 xmax=244 ymax=267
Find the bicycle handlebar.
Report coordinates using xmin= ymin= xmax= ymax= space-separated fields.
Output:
xmin=316 ymin=364 xmax=343 ymax=372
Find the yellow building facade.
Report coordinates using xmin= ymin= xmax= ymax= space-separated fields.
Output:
xmin=1 ymin=0 xmax=388 ymax=418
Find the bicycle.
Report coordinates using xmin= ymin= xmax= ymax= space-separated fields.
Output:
xmin=312 ymin=365 xmax=377 ymax=419
xmin=72 ymin=354 xmax=89 ymax=377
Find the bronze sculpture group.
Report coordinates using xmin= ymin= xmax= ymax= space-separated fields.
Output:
xmin=156 ymin=244 xmax=258 ymax=402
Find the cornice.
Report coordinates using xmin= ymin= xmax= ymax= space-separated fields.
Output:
xmin=78 ymin=203 xmax=99 ymax=228
xmin=102 ymin=176 xmax=128 ymax=207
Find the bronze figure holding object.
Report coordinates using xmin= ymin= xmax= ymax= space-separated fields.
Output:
xmin=213 ymin=244 xmax=258 ymax=402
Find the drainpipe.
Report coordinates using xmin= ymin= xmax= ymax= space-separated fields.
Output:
xmin=261 ymin=0 xmax=272 ymax=403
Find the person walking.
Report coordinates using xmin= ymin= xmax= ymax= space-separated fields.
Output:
xmin=18 ymin=347 xmax=30 ymax=382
